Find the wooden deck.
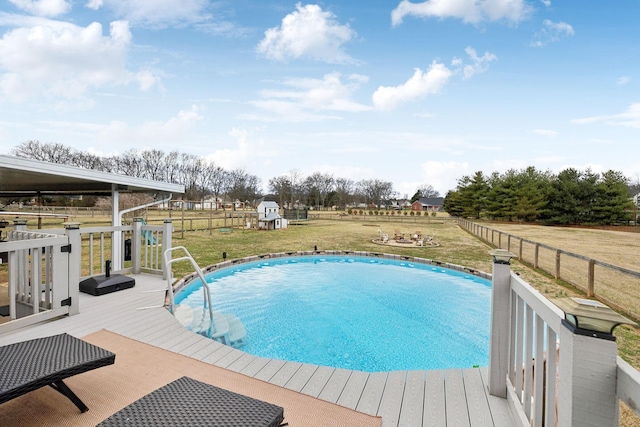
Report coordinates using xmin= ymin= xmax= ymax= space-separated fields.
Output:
xmin=0 ymin=274 xmax=517 ymax=427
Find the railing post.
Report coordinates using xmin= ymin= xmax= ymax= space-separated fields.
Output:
xmin=132 ymin=218 xmax=143 ymax=274
xmin=488 ymin=250 xmax=515 ymax=398
xmin=557 ymin=322 xmax=618 ymax=427
xmin=13 ymin=219 xmax=28 ymax=231
xmin=162 ymin=219 xmax=173 ymax=280
xmin=64 ymin=222 xmax=81 ymax=316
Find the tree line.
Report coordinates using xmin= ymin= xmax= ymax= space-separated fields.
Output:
xmin=443 ymin=167 xmax=637 ymax=225
xmin=9 ymin=141 xmax=637 ymax=224
xmin=9 ymin=141 xmax=413 ymax=209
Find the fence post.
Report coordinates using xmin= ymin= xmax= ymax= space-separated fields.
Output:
xmin=519 ymin=239 xmax=523 ymax=260
xmin=488 ymin=250 xmax=515 ymax=398
xmin=64 ymin=223 xmax=81 ymax=316
xmin=587 ymin=259 xmax=596 ymax=297
xmin=507 ymin=234 xmax=511 ymax=252
xmin=555 ymin=249 xmax=561 ymax=279
xmin=557 ymin=322 xmax=618 ymax=427
xmin=534 ymin=243 xmax=539 ymax=269
xmin=162 ymin=219 xmax=173 ymax=280
xmin=132 ymin=218 xmax=143 ymax=274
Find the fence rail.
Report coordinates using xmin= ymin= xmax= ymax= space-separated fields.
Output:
xmin=459 ymin=219 xmax=640 ymax=322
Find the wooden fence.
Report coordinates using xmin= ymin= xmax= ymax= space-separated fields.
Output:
xmin=459 ymin=219 xmax=640 ymax=321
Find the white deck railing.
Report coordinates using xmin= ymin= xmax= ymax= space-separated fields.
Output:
xmin=40 ymin=219 xmax=172 ymax=278
xmin=1 ymin=218 xmax=173 ymax=334
xmin=491 ymin=267 xmax=640 ymax=427
xmin=1 ymin=224 xmax=75 ymax=333
xmin=504 ymin=272 xmax=563 ymax=427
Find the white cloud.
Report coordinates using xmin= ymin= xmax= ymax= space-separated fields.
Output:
xmin=372 ymin=62 xmax=452 ymax=111
xmin=248 ymin=72 xmax=371 ymax=121
xmin=416 ymin=160 xmax=471 ymax=193
xmin=571 ymin=103 xmax=640 ymax=129
xmin=457 ymin=46 xmax=497 ymax=79
xmin=391 ymin=0 xmax=533 ymax=26
xmin=617 ymin=76 xmax=630 ymax=86
xmin=8 ymin=0 xmax=71 ymax=17
xmin=0 ymin=20 xmax=161 ymax=105
xmin=85 ymin=0 xmax=103 ymax=10
xmin=97 ymin=105 xmax=203 ymax=145
xmin=98 ymin=0 xmax=211 ymax=29
xmin=533 ymin=129 xmax=558 ymax=137
xmin=205 ymin=128 xmax=275 ymax=171
xmin=530 ymin=19 xmax=574 ymax=47
xmin=257 ymin=3 xmax=357 ymax=64
xmin=540 ymin=0 xmax=551 ymax=6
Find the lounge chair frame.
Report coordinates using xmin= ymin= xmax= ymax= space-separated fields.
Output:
xmin=0 ymin=333 xmax=115 ymax=413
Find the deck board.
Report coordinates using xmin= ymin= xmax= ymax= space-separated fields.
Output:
xmin=445 ymin=369 xmax=471 ymax=427
xmin=301 ymin=365 xmax=336 ymax=397
xmin=463 ymin=368 xmax=495 ymax=427
xmin=285 ymin=363 xmax=319 ymax=392
xmin=424 ymin=369 xmax=446 ymax=427
xmin=0 ymin=273 xmax=517 ymax=427
xmin=398 ymin=370 xmax=425 ymax=427
xmin=269 ymin=361 xmax=303 ymax=387
xmin=377 ymin=370 xmax=407 ymax=427
xmin=356 ymin=371 xmax=388 ymax=415
xmin=337 ymin=370 xmax=369 ymax=409
xmin=318 ymin=368 xmax=353 ymax=403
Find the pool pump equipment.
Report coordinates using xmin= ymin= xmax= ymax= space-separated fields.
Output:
xmin=79 ymin=260 xmax=135 ymax=296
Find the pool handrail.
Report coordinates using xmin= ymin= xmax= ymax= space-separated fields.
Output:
xmin=163 ymin=246 xmax=215 ymax=339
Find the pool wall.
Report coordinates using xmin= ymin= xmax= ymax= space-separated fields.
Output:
xmin=170 ymin=250 xmax=492 ymax=298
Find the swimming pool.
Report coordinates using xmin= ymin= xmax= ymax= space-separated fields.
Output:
xmin=174 ymin=255 xmax=491 ymax=372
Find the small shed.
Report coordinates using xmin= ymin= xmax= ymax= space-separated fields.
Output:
xmin=256 ymin=201 xmax=287 ymax=230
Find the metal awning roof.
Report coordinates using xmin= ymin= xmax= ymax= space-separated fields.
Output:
xmin=0 ymin=155 xmax=184 ymax=197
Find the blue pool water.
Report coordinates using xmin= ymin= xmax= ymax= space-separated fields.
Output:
xmin=175 ymin=256 xmax=491 ymax=372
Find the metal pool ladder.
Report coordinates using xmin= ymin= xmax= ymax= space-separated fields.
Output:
xmin=163 ymin=246 xmax=246 ymax=347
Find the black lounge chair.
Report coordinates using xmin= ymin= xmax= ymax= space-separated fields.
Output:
xmin=0 ymin=333 xmax=115 ymax=413
xmin=98 ymin=376 xmax=286 ymax=427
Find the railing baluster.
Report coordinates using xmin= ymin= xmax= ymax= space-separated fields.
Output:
xmin=524 ymin=304 xmax=534 ymax=418
xmin=545 ymin=328 xmax=557 ymax=427
xmin=515 ymin=295 xmax=525 ymax=402
xmin=534 ymin=315 xmax=545 ymax=427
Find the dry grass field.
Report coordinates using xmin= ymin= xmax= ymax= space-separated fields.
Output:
xmin=480 ymin=221 xmax=639 ymax=270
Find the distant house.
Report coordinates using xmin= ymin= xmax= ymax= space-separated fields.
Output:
xmin=257 ymin=201 xmax=287 ymax=230
xmin=411 ymin=197 xmax=445 ymax=212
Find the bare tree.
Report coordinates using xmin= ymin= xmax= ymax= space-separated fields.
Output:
xmin=205 ymin=162 xmax=227 ymax=209
xmin=289 ymin=169 xmax=305 ymax=208
xmin=304 ymin=172 xmax=335 ymax=209
xmin=225 ymin=169 xmax=261 ymax=206
xmin=417 ymin=184 xmax=440 ymax=198
xmin=12 ymin=140 xmax=74 ymax=164
xmin=268 ymin=175 xmax=292 ymax=208
xmin=334 ymin=177 xmax=354 ymax=210
xmin=357 ymin=179 xmax=394 ymax=208
xmin=140 ymin=149 xmax=167 ymax=181
xmin=115 ymin=149 xmax=143 ymax=177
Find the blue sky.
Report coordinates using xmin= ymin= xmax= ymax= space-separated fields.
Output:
xmin=0 ymin=0 xmax=638 ymax=196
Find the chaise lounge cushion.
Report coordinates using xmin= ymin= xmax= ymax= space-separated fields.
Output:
xmin=98 ymin=376 xmax=286 ymax=427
